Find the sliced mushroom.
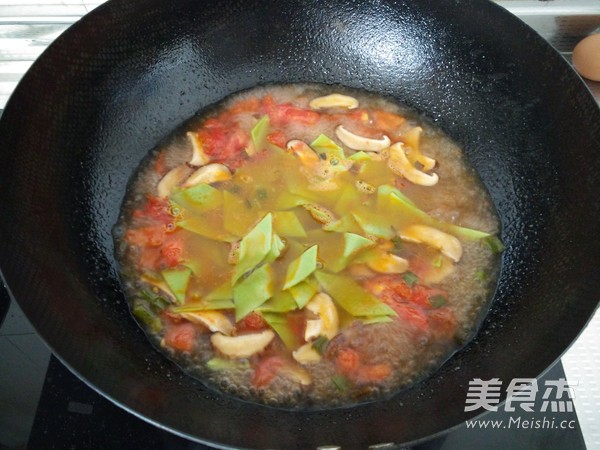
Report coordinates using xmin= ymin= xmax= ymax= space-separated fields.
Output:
xmin=180 ymin=311 xmax=234 ymax=335
xmin=210 ymin=329 xmax=275 ymax=358
xmin=279 ymin=363 xmax=312 ymax=385
xmin=286 ymin=139 xmax=320 ymax=165
xmin=157 ymin=164 xmax=193 ymax=198
xmin=309 ymin=93 xmax=359 ymax=110
xmin=388 ymin=142 xmax=439 ymax=186
xmin=399 ymin=224 xmax=463 ymax=262
xmin=183 ymin=163 xmax=232 ymax=188
xmin=304 ymin=293 xmax=339 ymax=341
xmin=402 ymin=126 xmax=436 ymax=171
xmin=187 ymin=131 xmax=210 ymax=166
xmin=421 ymin=255 xmax=457 ymax=284
xmin=292 ymin=343 xmax=322 ymax=365
xmin=335 ymin=125 xmax=391 ymax=152
xmin=366 ymin=252 xmax=410 ymax=274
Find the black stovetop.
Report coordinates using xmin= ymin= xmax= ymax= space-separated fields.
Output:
xmin=27 ymin=356 xmax=586 ymax=449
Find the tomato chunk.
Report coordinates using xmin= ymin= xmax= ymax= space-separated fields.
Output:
xmin=267 ymin=130 xmax=287 ymax=149
xmin=126 ymin=225 xmax=165 ymax=247
xmin=393 ymin=304 xmax=430 ymax=331
xmin=164 ymin=322 xmax=196 ymax=352
xmin=427 ymin=308 xmax=458 ymax=339
xmin=357 ymin=363 xmax=392 ymax=383
xmin=252 ymin=356 xmax=285 ymax=388
xmin=160 ymin=238 xmax=184 ymax=268
xmin=336 ymin=348 xmax=360 ymax=375
xmin=238 ymin=312 xmax=267 ymax=332
xmin=133 ymin=196 xmax=172 ymax=224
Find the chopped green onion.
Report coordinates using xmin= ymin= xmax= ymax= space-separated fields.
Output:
xmin=206 ymin=357 xmax=250 ymax=371
xmin=475 ymin=269 xmax=487 ymax=281
xmin=391 ymin=236 xmax=403 ymax=253
xmin=429 ymin=295 xmax=447 ymax=308
xmin=140 ymin=289 xmax=170 ymax=310
xmin=403 ymin=271 xmax=419 ymax=287
xmin=132 ymin=299 xmax=162 ymax=333
xmin=331 ymin=375 xmax=351 ymax=391
xmin=256 ymin=187 xmax=268 ymax=201
xmin=432 ymin=255 xmax=443 ymax=268
xmin=483 ymin=235 xmax=505 ymax=254
xmin=311 ymin=335 xmax=329 ymax=355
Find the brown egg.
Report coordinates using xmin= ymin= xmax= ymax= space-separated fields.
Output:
xmin=573 ymin=34 xmax=600 ymax=82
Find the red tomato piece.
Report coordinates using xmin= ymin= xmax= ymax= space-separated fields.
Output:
xmin=125 ymin=226 xmax=165 ymax=247
xmin=427 ymin=308 xmax=458 ymax=339
xmin=263 ymin=96 xmax=320 ymax=127
xmin=336 ymin=348 xmax=360 ymax=375
xmin=410 ymin=285 xmax=448 ymax=309
xmin=238 ymin=312 xmax=267 ymax=332
xmin=391 ymin=280 xmax=413 ymax=300
xmin=137 ymin=247 xmax=160 ymax=271
xmin=393 ymin=305 xmax=429 ymax=331
xmin=286 ymin=312 xmax=306 ymax=344
xmin=164 ymin=322 xmax=196 ymax=352
xmin=372 ymin=110 xmax=406 ymax=136
xmin=133 ymin=196 xmax=171 ymax=223
xmin=410 ymin=285 xmax=431 ymax=308
xmin=160 ymin=238 xmax=184 ymax=267
xmin=267 ymin=130 xmax=287 ymax=149
xmin=278 ymin=104 xmax=320 ymax=126
xmin=252 ymin=356 xmax=285 ymax=388
xmin=357 ymin=363 xmax=392 ymax=383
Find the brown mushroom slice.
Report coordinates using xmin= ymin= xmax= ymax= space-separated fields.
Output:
xmin=304 ymin=293 xmax=339 ymax=341
xmin=286 ymin=139 xmax=320 ymax=165
xmin=278 ymin=363 xmax=312 ymax=385
xmin=388 ymin=142 xmax=439 ymax=186
xmin=366 ymin=252 xmax=410 ymax=274
xmin=399 ymin=225 xmax=463 ymax=263
xmin=421 ymin=255 xmax=457 ymax=285
xmin=187 ymin=131 xmax=210 ymax=166
xmin=335 ymin=125 xmax=391 ymax=152
xmin=157 ymin=164 xmax=193 ymax=198
xmin=402 ymin=126 xmax=436 ymax=171
xmin=180 ymin=311 xmax=235 ymax=335
xmin=183 ymin=163 xmax=232 ymax=188
xmin=292 ymin=343 xmax=322 ymax=365
xmin=210 ymin=329 xmax=275 ymax=358
xmin=309 ymin=93 xmax=359 ymax=110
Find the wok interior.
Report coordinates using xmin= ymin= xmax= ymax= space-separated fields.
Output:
xmin=0 ymin=0 xmax=599 ymax=448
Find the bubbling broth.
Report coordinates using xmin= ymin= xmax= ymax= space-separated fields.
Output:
xmin=114 ymin=84 xmax=502 ymax=407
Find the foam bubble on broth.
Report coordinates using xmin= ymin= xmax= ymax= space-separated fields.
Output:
xmin=113 ymin=83 xmax=501 ymax=408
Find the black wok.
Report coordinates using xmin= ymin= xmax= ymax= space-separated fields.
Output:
xmin=0 ymin=0 xmax=599 ymax=448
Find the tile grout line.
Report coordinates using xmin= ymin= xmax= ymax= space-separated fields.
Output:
xmin=3 ymin=335 xmax=47 ymax=368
